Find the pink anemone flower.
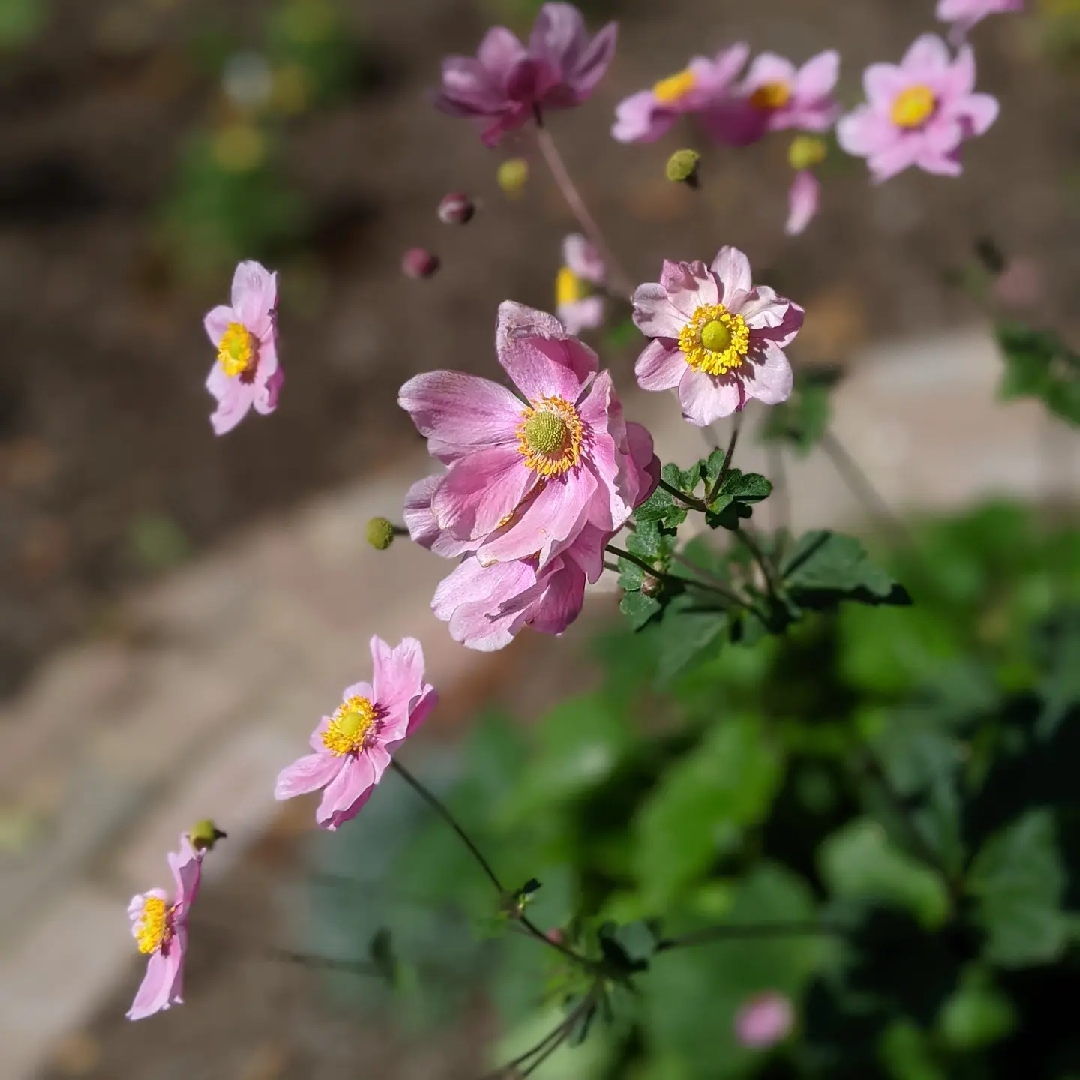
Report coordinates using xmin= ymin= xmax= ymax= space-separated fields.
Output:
xmin=556 ymin=234 xmax=605 ymax=335
xmin=275 ymin=637 xmax=437 ymax=830
xmin=429 ymin=423 xmax=658 ymax=650
xmin=434 ymin=3 xmax=616 ymax=147
xmin=937 ymin=0 xmax=1024 ymax=43
xmin=836 ymin=35 xmax=999 ymax=182
xmin=203 ymin=260 xmax=283 ymax=436
xmin=126 ymin=834 xmax=202 ymax=1020
xmin=703 ymin=49 xmax=839 ymax=147
xmin=735 ymin=992 xmax=796 ymax=1049
xmin=399 ymin=302 xmax=641 ymax=569
xmin=632 ymin=246 xmax=804 ymax=426
xmin=612 ymin=43 xmax=749 ymax=143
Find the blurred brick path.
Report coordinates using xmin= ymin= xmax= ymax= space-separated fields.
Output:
xmin=0 ymin=326 xmax=1077 ymax=1080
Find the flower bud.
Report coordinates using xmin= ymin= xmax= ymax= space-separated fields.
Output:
xmin=665 ymin=148 xmax=701 ymax=187
xmin=401 ymin=247 xmax=440 ymax=280
xmin=437 ymin=191 xmax=475 ymax=225
xmin=788 ymin=135 xmax=827 ymax=172
xmin=189 ymin=818 xmax=227 ymax=853
xmin=366 ymin=517 xmax=396 ymax=550
xmin=641 ymin=574 xmax=662 ymax=597
xmin=496 ymin=157 xmax=529 ymax=197
xmin=735 ymin=992 xmax=794 ymax=1049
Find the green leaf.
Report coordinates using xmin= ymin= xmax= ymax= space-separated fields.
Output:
xmin=818 ymin=818 xmax=951 ymax=929
xmin=655 ymin=592 xmax=730 ymax=685
xmin=967 ymin=808 xmax=1068 ymax=967
xmin=783 ymin=530 xmax=910 ymax=608
xmin=705 ymin=469 xmax=773 ymax=530
xmin=996 ymin=321 xmax=1080 ymax=426
xmin=879 ymin=1018 xmax=948 ymax=1080
xmin=632 ymin=716 xmax=784 ymax=909
xmin=597 ymin=919 xmax=659 ymax=975
xmin=620 ymin=587 xmax=662 ymax=630
xmin=935 ymin=964 xmax=1016 ymax=1051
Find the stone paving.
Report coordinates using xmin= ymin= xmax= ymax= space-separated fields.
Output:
xmin=0 ymin=326 xmax=1076 ymax=1080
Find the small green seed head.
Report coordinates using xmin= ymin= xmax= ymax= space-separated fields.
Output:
xmin=666 ymin=148 xmax=701 ymax=185
xmin=366 ymin=517 xmax=396 ymax=551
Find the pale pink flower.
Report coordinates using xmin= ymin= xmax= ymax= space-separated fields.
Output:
xmin=735 ymin=992 xmax=795 ymax=1049
xmin=126 ymin=834 xmax=202 ymax=1021
xmin=435 ymin=3 xmax=616 ymax=147
xmin=632 ymin=247 xmax=803 ymax=426
xmin=556 ymin=234 xmax=605 ymax=335
xmin=937 ymin=0 xmax=1023 ymax=43
xmin=203 ymin=260 xmax=282 ymax=436
xmin=703 ymin=50 xmax=839 ymax=147
xmin=399 ymin=302 xmax=642 ymax=568
xmin=612 ymin=43 xmax=748 ymax=143
xmin=786 ymin=171 xmax=821 ymax=236
xmin=431 ymin=424 xmax=658 ymax=650
xmin=836 ymin=35 xmax=999 ymax=182
xmin=275 ymin=637 xmax=437 ymax=830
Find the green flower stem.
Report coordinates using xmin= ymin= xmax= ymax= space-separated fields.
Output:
xmin=705 ymin=418 xmax=742 ymax=505
xmin=655 ymin=920 xmax=839 ymax=952
xmin=657 ymin=477 xmax=707 ymax=512
xmin=606 ymin=544 xmax=746 ymax=609
xmin=734 ymin=525 xmax=780 ymax=599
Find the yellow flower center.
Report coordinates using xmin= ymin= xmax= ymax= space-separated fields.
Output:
xmin=891 ymin=84 xmax=936 ymax=129
xmin=516 ymin=396 xmax=584 ymax=477
xmin=788 ymin=135 xmax=827 ymax=171
xmin=653 ymin=69 xmax=697 ymax=105
xmin=679 ymin=304 xmax=750 ymax=376
xmin=322 ymin=695 xmax=378 ymax=756
xmin=749 ymin=81 xmax=791 ymax=111
xmin=217 ymin=322 xmax=256 ymax=378
xmin=135 ymin=896 xmax=169 ymax=955
xmin=556 ymin=266 xmax=586 ymax=308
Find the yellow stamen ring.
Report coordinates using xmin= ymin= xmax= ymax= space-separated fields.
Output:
xmin=891 ymin=84 xmax=936 ymax=129
xmin=653 ymin=68 xmax=697 ymax=105
xmin=749 ymin=80 xmax=792 ymax=111
xmin=322 ymin=695 xmax=379 ymax=756
xmin=678 ymin=304 xmax=751 ymax=377
xmin=217 ymin=322 xmax=257 ymax=379
xmin=516 ymin=396 xmax=584 ymax=478
xmin=136 ymin=896 xmax=169 ymax=955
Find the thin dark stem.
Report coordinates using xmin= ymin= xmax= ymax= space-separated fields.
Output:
xmin=391 ymin=524 xmax=409 ymax=537
xmin=390 ymin=758 xmax=504 ymax=894
xmin=608 ymin=543 xmax=749 ymax=610
xmin=534 ymin=126 xmax=635 ymax=299
xmin=734 ymin=526 xmax=779 ymax=598
xmin=657 ymin=477 xmax=707 ymax=512
xmin=267 ymin=946 xmax=381 ymax=977
xmin=706 ymin=419 xmax=742 ymax=505
xmin=820 ymin=431 xmax=917 ymax=549
xmin=656 ymin=920 xmax=839 ymax=953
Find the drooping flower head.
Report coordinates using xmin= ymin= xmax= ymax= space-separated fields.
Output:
xmin=836 ymin=35 xmax=999 ymax=182
xmin=203 ymin=260 xmax=282 ymax=436
xmin=275 ymin=637 xmax=437 ymax=830
xmin=703 ymin=50 xmax=839 ymax=147
xmin=429 ymin=423 xmax=658 ymax=650
xmin=126 ymin=834 xmax=202 ymax=1021
xmin=399 ymin=302 xmax=642 ymax=569
xmin=633 ymin=247 xmax=803 ymax=426
xmin=556 ymin=234 xmax=605 ymax=335
xmin=937 ymin=0 xmax=1024 ymax=43
xmin=435 ymin=3 xmax=616 ymax=147
xmin=612 ymin=43 xmax=748 ymax=143
xmin=735 ymin=992 xmax=796 ymax=1049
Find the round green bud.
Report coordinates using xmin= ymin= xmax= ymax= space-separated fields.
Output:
xmin=496 ymin=157 xmax=529 ymax=197
xmin=666 ymin=148 xmax=701 ymax=186
xmin=366 ymin=517 xmax=396 ymax=551
xmin=788 ymin=135 xmax=827 ymax=172
xmin=190 ymin=818 xmax=227 ymax=852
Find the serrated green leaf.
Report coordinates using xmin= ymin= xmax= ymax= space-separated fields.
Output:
xmin=819 ymin=818 xmax=951 ymax=929
xmin=967 ymin=809 xmax=1068 ymax=967
xmin=782 ymin=530 xmax=909 ymax=607
xmin=620 ymin=587 xmax=662 ymax=630
xmin=655 ymin=592 xmax=730 ymax=684
xmin=995 ymin=321 xmax=1080 ymax=426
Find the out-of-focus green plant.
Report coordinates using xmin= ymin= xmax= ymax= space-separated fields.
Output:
xmin=307 ymin=498 xmax=1080 ymax=1079
xmin=0 ymin=0 xmax=48 ymax=50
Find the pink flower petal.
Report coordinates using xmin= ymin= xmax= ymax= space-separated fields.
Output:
xmin=528 ymin=560 xmax=587 ymax=635
xmin=275 ymin=751 xmax=344 ymax=800
xmin=679 ymin=367 xmax=744 ymax=425
xmin=795 ymin=49 xmax=840 ymax=100
xmin=204 ymin=305 xmax=235 ymax=347
xmin=710 ymin=246 xmax=753 ymax=308
xmin=231 ymin=261 xmax=276 ymax=338
xmin=371 ymin=635 xmax=426 ymax=719
xmin=127 ymin=949 xmax=182 ymax=1021
xmin=403 ymin=474 xmax=475 ymax=557
xmin=743 ymin=343 xmax=794 ymax=405
xmin=786 ymin=171 xmax=820 ymax=236
xmin=636 ymin=340 xmax=686 ymax=391
xmin=633 ymin=281 xmax=687 ymax=340
xmin=316 ymin=753 xmax=377 ymax=830
xmin=432 ymin=445 xmax=535 ymax=540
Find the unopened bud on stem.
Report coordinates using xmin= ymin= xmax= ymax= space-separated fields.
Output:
xmin=666 ymin=149 xmax=701 ymax=188
xmin=366 ymin=517 xmax=397 ymax=550
xmin=437 ymin=191 xmax=475 ymax=225
xmin=190 ymin=818 xmax=227 ymax=852
xmin=401 ymin=248 xmax=440 ymax=280
xmin=788 ymin=135 xmax=827 ymax=172
xmin=496 ymin=157 xmax=529 ymax=197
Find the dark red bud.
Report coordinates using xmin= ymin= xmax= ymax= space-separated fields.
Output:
xmin=402 ymin=247 xmax=440 ymax=280
xmin=437 ymin=192 xmax=475 ymax=225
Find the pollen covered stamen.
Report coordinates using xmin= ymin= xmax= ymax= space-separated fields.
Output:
xmin=516 ymin=396 xmax=584 ymax=477
xmin=556 ymin=266 xmax=586 ymax=308
xmin=891 ymin=84 xmax=935 ymax=129
xmin=322 ymin=695 xmax=379 ymax=756
xmin=679 ymin=304 xmax=750 ymax=377
xmin=653 ymin=68 xmax=697 ymax=104
xmin=136 ymin=897 xmax=169 ymax=955
xmin=217 ymin=322 xmax=257 ymax=378
xmin=750 ymin=81 xmax=791 ymax=111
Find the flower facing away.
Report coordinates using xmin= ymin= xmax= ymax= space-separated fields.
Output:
xmin=702 ymin=49 xmax=839 ymax=147
xmin=126 ymin=834 xmax=202 ymax=1020
xmin=399 ymin=301 xmax=645 ymax=569
xmin=434 ymin=3 xmax=616 ymax=147
xmin=836 ymin=35 xmax=999 ymax=182
xmin=735 ymin=992 xmax=795 ymax=1049
xmin=937 ymin=0 xmax=1024 ymax=42
xmin=612 ymin=43 xmax=748 ymax=143
xmin=203 ymin=260 xmax=282 ymax=436
xmin=632 ymin=247 xmax=804 ymax=426
xmin=429 ymin=423 xmax=658 ymax=650
xmin=275 ymin=637 xmax=437 ymax=829
xmin=556 ymin=234 xmax=605 ymax=335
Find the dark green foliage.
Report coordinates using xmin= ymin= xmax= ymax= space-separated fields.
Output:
xmin=996 ymin=322 xmax=1080 ymax=426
